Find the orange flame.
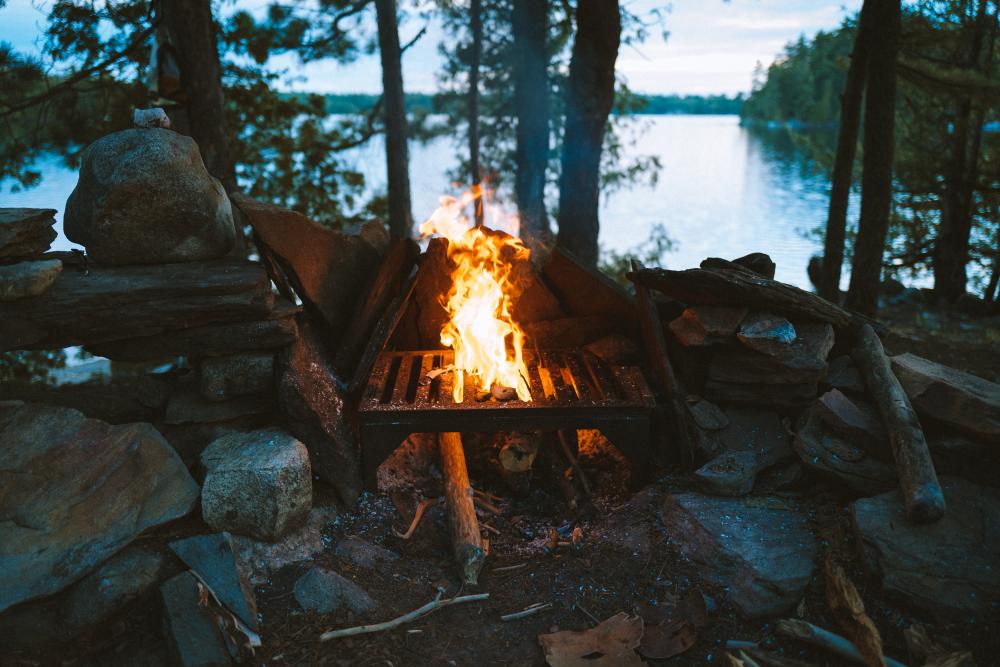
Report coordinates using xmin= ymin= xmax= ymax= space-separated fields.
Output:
xmin=418 ymin=186 xmax=532 ymax=403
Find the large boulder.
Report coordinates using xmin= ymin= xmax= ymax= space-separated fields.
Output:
xmin=200 ymin=429 xmax=312 ymax=541
xmin=891 ymin=353 xmax=1000 ymax=444
xmin=660 ymin=492 xmax=816 ymax=618
xmin=0 ymin=401 xmax=199 ymax=612
xmin=0 ymin=208 xmax=56 ymax=260
xmin=852 ymin=477 xmax=1000 ymax=619
xmin=64 ymin=129 xmax=235 ymax=265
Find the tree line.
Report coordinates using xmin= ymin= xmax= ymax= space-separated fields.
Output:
xmin=743 ymin=0 xmax=1000 ymax=312
xmin=0 ymin=0 xmax=674 ymax=268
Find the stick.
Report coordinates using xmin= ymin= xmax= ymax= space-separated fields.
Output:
xmin=501 ymin=602 xmax=553 ymax=621
xmin=439 ymin=432 xmax=486 ymax=584
xmin=557 ymin=430 xmax=593 ymax=495
xmin=393 ymin=497 xmax=442 ymax=540
xmin=319 ymin=592 xmax=490 ymax=641
xmin=851 ymin=324 xmax=945 ymax=523
xmin=776 ymin=619 xmax=909 ymax=667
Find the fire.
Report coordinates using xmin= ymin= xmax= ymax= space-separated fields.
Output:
xmin=418 ymin=186 xmax=532 ymax=403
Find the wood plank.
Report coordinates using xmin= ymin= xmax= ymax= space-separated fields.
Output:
xmin=347 ymin=274 xmax=417 ymax=396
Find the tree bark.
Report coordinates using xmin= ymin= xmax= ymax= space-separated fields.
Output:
xmin=469 ymin=0 xmax=484 ymax=226
xmin=439 ymin=432 xmax=485 ymax=584
xmin=512 ymin=0 xmax=550 ymax=244
xmin=375 ymin=0 xmax=414 ymax=239
xmin=555 ymin=0 xmax=621 ymax=266
xmin=845 ymin=0 xmax=901 ymax=317
xmin=160 ymin=0 xmax=237 ymax=193
xmin=933 ymin=0 xmax=996 ymax=302
xmin=819 ymin=0 xmax=874 ymax=302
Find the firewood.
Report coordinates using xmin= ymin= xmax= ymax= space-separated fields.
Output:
xmin=498 ymin=432 xmax=540 ymax=473
xmin=631 ymin=259 xmax=696 ymax=468
xmin=335 ymin=238 xmax=419 ymax=375
xmin=439 ymin=432 xmax=485 ymax=584
xmin=347 ymin=273 xmax=417 ymax=396
xmin=851 ymin=324 xmax=945 ymax=523
xmin=627 ymin=264 xmax=879 ymax=332
xmin=824 ymin=557 xmax=885 ymax=667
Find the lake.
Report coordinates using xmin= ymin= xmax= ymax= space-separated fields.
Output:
xmin=1 ymin=114 xmax=849 ymax=290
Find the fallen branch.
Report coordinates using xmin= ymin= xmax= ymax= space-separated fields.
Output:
xmin=776 ymin=619 xmax=908 ymax=667
xmin=440 ymin=432 xmax=486 ymax=584
xmin=852 ymin=324 xmax=945 ymax=523
xmin=501 ymin=602 xmax=554 ymax=621
xmin=319 ymin=592 xmax=490 ymax=641
xmin=824 ymin=557 xmax=885 ymax=667
xmin=392 ymin=496 xmax=442 ymax=540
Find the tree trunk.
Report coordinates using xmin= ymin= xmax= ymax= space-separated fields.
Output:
xmin=512 ymin=0 xmax=550 ymax=245
xmin=555 ymin=0 xmax=621 ymax=267
xmin=160 ymin=0 xmax=237 ymax=193
xmin=375 ymin=0 xmax=414 ymax=239
xmin=933 ymin=0 xmax=995 ymax=302
xmin=469 ymin=0 xmax=484 ymax=226
xmin=845 ymin=0 xmax=901 ymax=317
xmin=819 ymin=0 xmax=875 ymax=302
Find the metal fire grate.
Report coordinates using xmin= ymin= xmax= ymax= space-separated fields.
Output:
xmin=357 ymin=349 xmax=655 ymax=488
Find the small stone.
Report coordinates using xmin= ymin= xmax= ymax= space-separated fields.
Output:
xmin=199 ymin=353 xmax=274 ymax=402
xmin=686 ymin=396 xmax=729 ymax=431
xmin=169 ymin=533 xmax=258 ymax=631
xmin=660 ymin=492 xmax=817 ymax=618
xmin=793 ymin=406 xmax=896 ymax=497
xmin=816 ymin=389 xmax=889 ymax=459
xmin=133 ymin=107 xmax=170 ymax=128
xmin=160 ymin=571 xmax=233 ymax=667
xmin=233 ymin=507 xmax=338 ymax=586
xmin=200 ymin=429 xmax=312 ymax=541
xmin=694 ymin=451 xmax=756 ymax=496
xmin=891 ymin=353 xmax=1000 ymax=444
xmin=0 ymin=208 xmax=56 ymax=259
xmin=824 ymin=355 xmax=866 ymax=394
xmin=64 ymin=128 xmax=235 ymax=265
xmin=293 ymin=567 xmax=376 ymax=615
xmin=668 ymin=305 xmax=748 ymax=347
xmin=334 ymin=536 xmax=400 ymax=569
xmin=0 ymin=259 xmax=62 ymax=301
xmin=736 ymin=312 xmax=797 ymax=356
xmin=852 ymin=477 xmax=1000 ymax=620
xmin=732 ymin=252 xmax=776 ymax=279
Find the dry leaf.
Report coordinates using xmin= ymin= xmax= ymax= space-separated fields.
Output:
xmin=538 ymin=612 xmax=643 ymax=667
xmin=824 ymin=556 xmax=885 ymax=667
xmin=637 ymin=589 xmax=707 ymax=660
xmin=924 ymin=651 xmax=975 ymax=667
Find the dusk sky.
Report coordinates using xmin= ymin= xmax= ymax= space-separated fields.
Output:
xmin=0 ymin=0 xmax=862 ymax=95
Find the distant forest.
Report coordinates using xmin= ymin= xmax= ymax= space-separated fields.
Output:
xmin=317 ymin=92 xmax=744 ymax=116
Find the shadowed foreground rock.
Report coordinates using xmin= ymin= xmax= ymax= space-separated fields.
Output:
xmin=0 ymin=208 xmax=56 ymax=260
xmin=0 ymin=259 xmax=62 ymax=302
xmin=0 ymin=401 xmax=199 ymax=613
xmin=660 ymin=492 xmax=816 ymax=618
xmin=64 ymin=128 xmax=235 ymax=265
xmin=852 ymin=477 xmax=1000 ymax=619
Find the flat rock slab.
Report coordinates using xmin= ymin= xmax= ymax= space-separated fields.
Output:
xmin=824 ymin=355 xmax=866 ymax=394
xmin=816 ymin=389 xmax=889 ymax=459
xmin=232 ymin=194 xmax=379 ymax=342
xmin=293 ymin=567 xmax=376 ymax=615
xmin=668 ymin=305 xmax=748 ymax=347
xmin=199 ymin=352 xmax=274 ymax=402
xmin=170 ymin=533 xmax=258 ymax=631
xmin=200 ymin=429 xmax=312 ymax=541
xmin=708 ymin=322 xmax=835 ymax=386
xmin=0 ymin=401 xmax=199 ymax=612
xmin=0 ymin=208 xmax=56 ymax=259
xmin=161 ymin=571 xmax=233 ymax=667
xmin=0 ymin=258 xmax=274 ymax=352
xmin=891 ymin=353 xmax=1000 ymax=444
xmin=164 ymin=385 xmax=275 ymax=425
xmin=660 ymin=493 xmax=817 ymax=618
xmin=718 ymin=407 xmax=793 ymax=471
xmin=0 ymin=259 xmax=62 ymax=302
xmin=852 ymin=477 xmax=1000 ymax=619
xmin=65 ymin=128 xmax=235 ymax=265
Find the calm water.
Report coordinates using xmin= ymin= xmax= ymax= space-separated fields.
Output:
xmin=1 ymin=115 xmax=847 ymax=289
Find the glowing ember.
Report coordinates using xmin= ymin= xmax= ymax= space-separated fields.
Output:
xmin=418 ymin=186 xmax=532 ymax=402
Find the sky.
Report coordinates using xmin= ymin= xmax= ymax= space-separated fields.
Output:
xmin=0 ymin=0 xmax=863 ymax=96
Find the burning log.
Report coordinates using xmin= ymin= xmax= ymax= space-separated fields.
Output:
xmin=439 ymin=432 xmax=486 ymax=584
xmin=851 ymin=324 xmax=945 ymax=523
